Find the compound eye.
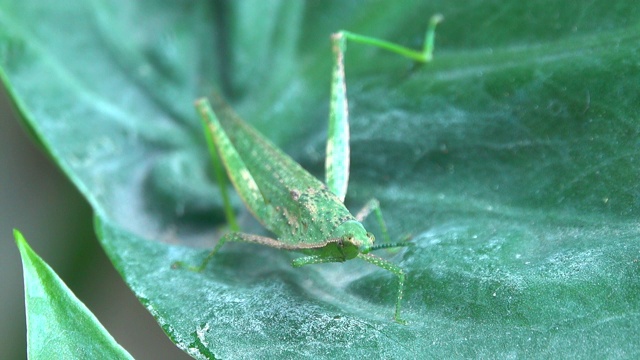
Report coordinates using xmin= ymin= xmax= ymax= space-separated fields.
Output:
xmin=366 ymin=232 xmax=375 ymax=242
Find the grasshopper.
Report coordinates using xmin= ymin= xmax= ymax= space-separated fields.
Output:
xmin=188 ymin=15 xmax=443 ymax=323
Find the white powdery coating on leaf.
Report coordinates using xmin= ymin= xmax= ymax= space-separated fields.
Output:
xmin=196 ymin=322 xmax=210 ymax=347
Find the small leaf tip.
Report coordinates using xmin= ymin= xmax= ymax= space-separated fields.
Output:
xmin=13 ymin=228 xmax=25 ymax=246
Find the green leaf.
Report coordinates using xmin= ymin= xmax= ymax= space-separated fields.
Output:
xmin=3 ymin=0 xmax=640 ymax=359
xmin=14 ymin=229 xmax=133 ymax=359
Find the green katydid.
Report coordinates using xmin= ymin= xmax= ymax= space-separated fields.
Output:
xmin=186 ymin=15 xmax=443 ymax=323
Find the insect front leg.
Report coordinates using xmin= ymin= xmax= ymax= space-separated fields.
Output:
xmin=358 ymin=253 xmax=407 ymax=324
xmin=291 ymin=254 xmax=344 ymax=267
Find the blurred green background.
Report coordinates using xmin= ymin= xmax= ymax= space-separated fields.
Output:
xmin=0 ymin=90 xmax=190 ymax=359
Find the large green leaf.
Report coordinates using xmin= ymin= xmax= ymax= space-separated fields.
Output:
xmin=2 ymin=0 xmax=640 ymax=358
xmin=15 ymin=230 xmax=133 ymax=359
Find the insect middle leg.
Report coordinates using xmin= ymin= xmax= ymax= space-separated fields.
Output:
xmin=355 ymin=198 xmax=390 ymax=242
xmin=355 ymin=198 xmax=411 ymax=251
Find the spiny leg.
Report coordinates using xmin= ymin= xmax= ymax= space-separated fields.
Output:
xmin=358 ymin=253 xmax=407 ymax=324
xmin=293 ymin=252 xmax=407 ymax=323
xmin=292 ymin=255 xmax=344 ymax=268
xmin=325 ymin=14 xmax=444 ymax=201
